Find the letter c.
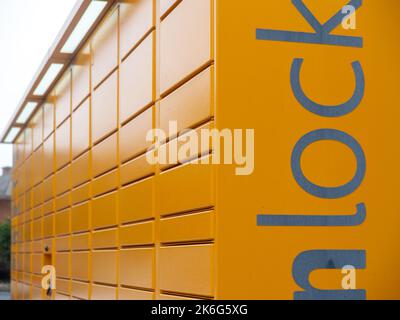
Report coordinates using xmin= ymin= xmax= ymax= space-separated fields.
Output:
xmin=291 ymin=58 xmax=365 ymax=117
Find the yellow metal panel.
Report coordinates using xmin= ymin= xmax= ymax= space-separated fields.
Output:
xmin=157 ymin=293 xmax=198 ymax=301
xmin=56 ymin=278 xmax=70 ymax=295
xmin=55 ymin=71 xmax=71 ymax=127
xmin=55 ymin=192 xmax=70 ymax=212
xmin=11 ymin=216 xmax=18 ymax=227
xmin=92 ymin=71 xmax=118 ymax=143
xmin=25 ymin=188 xmax=32 ymax=210
xmin=71 ymin=182 xmax=90 ymax=205
xmin=118 ymin=288 xmax=154 ymax=300
xmin=120 ymin=152 xmax=154 ymax=185
xmin=42 ymin=176 xmax=54 ymax=202
xmin=71 ymin=44 xmax=90 ymax=109
xmin=32 ymin=184 xmax=42 ymax=208
xmin=31 ymin=274 xmax=42 ymax=287
xmin=55 ymin=209 xmax=70 ymax=236
xmin=32 ymin=219 xmax=42 ymax=241
xmin=42 ymin=199 xmax=54 ymax=216
xmin=71 ymin=281 xmax=89 ymax=300
xmin=16 ymin=255 xmax=23 ymax=271
xmin=32 ymin=240 xmax=42 ymax=253
xmin=92 ymin=228 xmax=117 ymax=249
xmin=55 ymin=118 xmax=71 ymax=170
xmin=92 ymin=132 xmax=118 ymax=177
xmin=24 ymin=127 xmax=33 ymax=159
xmin=119 ymin=177 xmax=154 ymax=224
xmin=21 ymin=210 xmax=31 ymax=224
xmin=23 ymin=223 xmax=32 ymax=242
xmin=43 ymin=134 xmax=54 ymax=178
xmin=160 ymin=211 xmax=214 ymax=244
xmin=55 ymin=165 xmax=71 ymax=195
xmin=43 ymin=214 xmax=54 ymax=238
xmin=92 ymin=8 xmax=118 ymax=87
xmin=157 ymin=161 xmax=214 ymax=216
xmin=55 ymin=293 xmax=70 ymax=300
xmin=32 ymin=107 xmax=43 ymax=151
xmin=160 ymin=67 xmax=213 ymax=137
xmin=120 ymin=248 xmax=154 ymax=289
xmin=32 ymin=205 xmax=42 ymax=220
xmin=92 ymin=169 xmax=118 ymax=197
xmin=91 ymin=284 xmax=116 ymax=300
xmin=31 ymin=254 xmax=42 ymax=274
xmin=71 ymin=202 xmax=89 ymax=234
xmin=13 ymin=281 xmax=20 ymax=299
xmin=92 ymin=192 xmax=117 ymax=229
xmin=160 ymin=0 xmax=212 ymax=93
xmin=11 ymin=281 xmax=18 ymax=300
xmin=120 ymin=221 xmax=154 ymax=247
xmin=120 ymin=107 xmax=153 ymax=163
xmin=15 ymin=197 xmax=23 ymax=216
xmin=92 ymin=250 xmax=117 ymax=285
xmin=15 ymin=226 xmax=23 ymax=244
xmin=15 ymin=132 xmax=25 ymax=167
xmin=159 ymin=244 xmax=213 ymax=297
xmin=120 ymin=32 xmax=154 ymax=123
xmin=71 ymin=233 xmax=89 ymax=251
xmin=43 ymin=99 xmax=55 ymax=140
xmin=23 ymin=241 xmax=31 ymax=253
xmin=32 ymin=146 xmax=43 ymax=187
xmin=119 ymin=0 xmax=154 ymax=59
xmin=71 ymin=151 xmax=90 ymax=188
xmin=55 ymin=236 xmax=70 ymax=252
xmin=55 ymin=252 xmax=70 ymax=278
xmin=71 ymin=252 xmax=89 ymax=281
xmin=20 ymin=163 xmax=27 ymax=193
xmin=160 ymin=0 xmax=179 ymax=17
xmin=71 ymin=99 xmax=90 ymax=159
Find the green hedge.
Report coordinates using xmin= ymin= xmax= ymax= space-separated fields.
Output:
xmin=0 ymin=220 xmax=10 ymax=280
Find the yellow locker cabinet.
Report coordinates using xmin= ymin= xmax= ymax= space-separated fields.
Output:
xmin=10 ymin=0 xmax=400 ymax=300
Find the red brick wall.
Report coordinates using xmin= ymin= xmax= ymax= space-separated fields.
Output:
xmin=0 ymin=200 xmax=10 ymax=222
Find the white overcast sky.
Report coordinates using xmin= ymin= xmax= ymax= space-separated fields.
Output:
xmin=0 ymin=0 xmax=77 ymax=174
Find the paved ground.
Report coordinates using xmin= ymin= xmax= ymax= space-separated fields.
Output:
xmin=0 ymin=292 xmax=10 ymax=300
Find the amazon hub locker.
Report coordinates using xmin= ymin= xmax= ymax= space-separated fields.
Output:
xmin=8 ymin=0 xmax=400 ymax=300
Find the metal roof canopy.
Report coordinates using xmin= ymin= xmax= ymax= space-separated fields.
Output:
xmin=0 ymin=0 xmax=115 ymax=144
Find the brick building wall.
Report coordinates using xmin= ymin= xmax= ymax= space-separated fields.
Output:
xmin=0 ymin=167 xmax=11 ymax=222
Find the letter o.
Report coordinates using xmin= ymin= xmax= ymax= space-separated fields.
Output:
xmin=291 ymin=129 xmax=366 ymax=199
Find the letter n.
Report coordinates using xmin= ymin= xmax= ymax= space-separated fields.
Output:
xmin=292 ymin=250 xmax=366 ymax=300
